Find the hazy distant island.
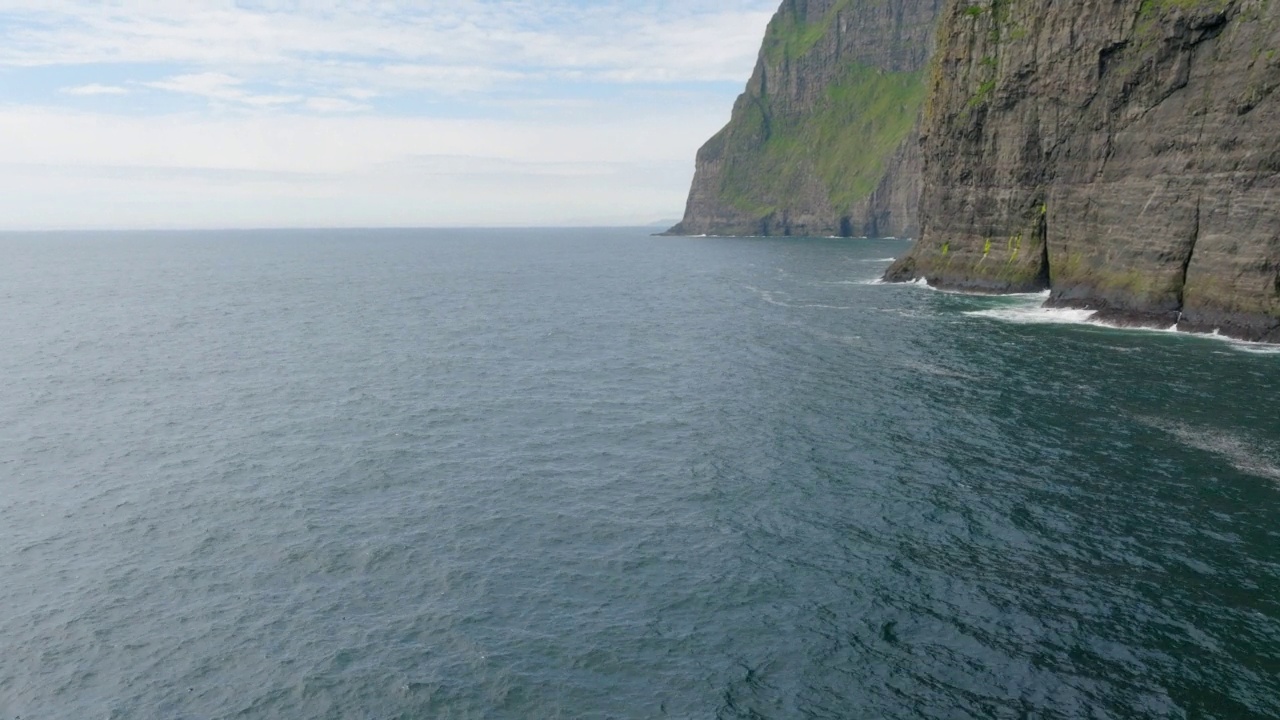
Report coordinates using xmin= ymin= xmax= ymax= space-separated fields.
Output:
xmin=667 ymin=0 xmax=1280 ymax=343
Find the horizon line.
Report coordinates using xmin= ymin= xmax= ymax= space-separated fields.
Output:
xmin=0 ymin=222 xmax=684 ymax=234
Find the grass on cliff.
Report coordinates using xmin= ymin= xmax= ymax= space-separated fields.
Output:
xmin=1138 ymin=0 xmax=1234 ymax=15
xmin=762 ymin=0 xmax=858 ymax=64
xmin=717 ymin=62 xmax=926 ymax=216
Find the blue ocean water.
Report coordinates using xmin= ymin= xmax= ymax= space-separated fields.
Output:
xmin=1 ymin=228 xmax=1277 ymax=719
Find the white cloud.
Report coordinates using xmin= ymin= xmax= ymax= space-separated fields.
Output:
xmin=0 ymin=1 xmax=777 ymax=86
xmin=60 ymin=83 xmax=129 ymax=95
xmin=0 ymin=1 xmax=779 ymax=228
xmin=304 ymin=97 xmax=370 ymax=113
xmin=342 ymin=87 xmax=380 ymax=100
xmin=144 ymin=72 xmax=241 ymax=96
xmin=144 ymin=72 xmax=303 ymax=106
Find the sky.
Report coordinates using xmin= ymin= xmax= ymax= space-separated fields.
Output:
xmin=0 ymin=0 xmax=778 ymax=230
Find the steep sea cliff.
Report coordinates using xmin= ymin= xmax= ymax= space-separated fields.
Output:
xmin=666 ymin=0 xmax=944 ymax=238
xmin=887 ymin=0 xmax=1280 ymax=342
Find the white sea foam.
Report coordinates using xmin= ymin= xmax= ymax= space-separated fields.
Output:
xmin=964 ymin=305 xmax=1099 ymax=325
xmin=743 ymin=284 xmax=856 ymax=310
xmin=847 ymin=271 xmax=1277 ymax=354
xmin=857 ymin=276 xmax=934 ymax=288
xmin=959 ymin=294 xmax=1280 ymax=355
xmin=1088 ymin=321 xmax=1280 ymax=355
xmin=885 ymin=277 xmax=1055 ymax=297
xmin=858 ymin=258 xmax=898 ymax=263
xmin=1138 ymin=417 xmax=1280 ymax=482
xmin=1229 ymin=342 xmax=1280 ymax=355
xmin=1015 ymin=289 xmax=1054 ymax=299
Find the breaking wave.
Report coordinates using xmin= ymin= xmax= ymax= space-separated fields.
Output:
xmin=964 ymin=305 xmax=1099 ymax=325
xmin=961 ymin=295 xmax=1280 ymax=354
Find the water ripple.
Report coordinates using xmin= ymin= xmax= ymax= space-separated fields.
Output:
xmin=0 ymin=229 xmax=1276 ymax=719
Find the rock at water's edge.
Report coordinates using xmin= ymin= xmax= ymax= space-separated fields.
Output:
xmin=888 ymin=0 xmax=1280 ymax=343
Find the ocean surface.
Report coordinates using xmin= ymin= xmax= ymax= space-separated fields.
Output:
xmin=1 ymin=227 xmax=1278 ymax=720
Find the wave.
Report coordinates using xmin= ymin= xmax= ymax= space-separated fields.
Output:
xmin=928 ymin=286 xmax=1052 ymax=299
xmin=962 ymin=295 xmax=1280 ymax=355
xmin=1229 ymin=343 xmax=1280 ymax=355
xmin=857 ymin=276 xmax=929 ymax=286
xmin=873 ymin=278 xmax=1052 ymax=298
xmin=964 ymin=305 xmax=1099 ymax=325
xmin=1091 ymin=321 xmax=1280 ymax=355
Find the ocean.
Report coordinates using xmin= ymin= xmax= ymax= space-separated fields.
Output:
xmin=1 ymin=227 xmax=1277 ymax=719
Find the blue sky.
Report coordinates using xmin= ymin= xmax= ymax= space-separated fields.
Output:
xmin=0 ymin=0 xmax=778 ymax=229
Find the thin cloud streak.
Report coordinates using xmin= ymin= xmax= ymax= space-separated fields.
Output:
xmin=143 ymin=72 xmax=304 ymax=106
xmin=61 ymin=83 xmax=129 ymax=95
xmin=0 ymin=2 xmax=775 ymax=84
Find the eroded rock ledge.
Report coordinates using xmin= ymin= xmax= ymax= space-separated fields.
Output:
xmin=886 ymin=0 xmax=1280 ymax=343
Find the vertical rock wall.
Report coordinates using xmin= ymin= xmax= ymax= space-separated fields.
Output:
xmin=667 ymin=0 xmax=944 ymax=238
xmin=887 ymin=0 xmax=1280 ymax=342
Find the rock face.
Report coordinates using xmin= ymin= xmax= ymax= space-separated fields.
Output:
xmin=887 ymin=0 xmax=1280 ymax=342
xmin=666 ymin=0 xmax=945 ymax=238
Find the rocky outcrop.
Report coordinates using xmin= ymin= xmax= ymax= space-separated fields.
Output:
xmin=887 ymin=0 xmax=1280 ymax=342
xmin=666 ymin=0 xmax=944 ymax=238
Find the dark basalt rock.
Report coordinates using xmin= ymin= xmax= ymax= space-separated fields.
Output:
xmin=887 ymin=0 xmax=1280 ymax=343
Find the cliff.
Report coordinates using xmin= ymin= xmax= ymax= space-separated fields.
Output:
xmin=886 ymin=0 xmax=1280 ymax=342
xmin=666 ymin=0 xmax=944 ymax=238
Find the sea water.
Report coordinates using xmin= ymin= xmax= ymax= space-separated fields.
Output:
xmin=1 ymin=228 xmax=1277 ymax=719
